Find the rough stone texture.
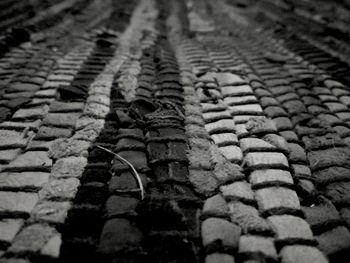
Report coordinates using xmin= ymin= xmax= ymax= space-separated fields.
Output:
xmin=267 ymin=215 xmax=313 ymax=240
xmin=256 ymin=187 xmax=300 ymax=212
xmin=42 ymin=113 xmax=81 ymax=128
xmin=245 ymin=152 xmax=289 ymax=168
xmin=8 ymin=224 xmax=58 ymax=254
xmin=35 ymin=126 xmax=73 ymax=140
xmin=202 ymin=218 xmax=241 ymax=248
xmin=0 ymin=191 xmax=38 ymax=214
xmin=48 ymin=139 xmax=90 ymax=159
xmin=228 ymin=202 xmax=272 ymax=234
xmin=49 ymin=101 xmax=84 ymax=112
xmin=39 ymin=178 xmax=80 ymax=200
xmin=220 ymin=182 xmax=254 ymax=202
xmin=239 ymin=235 xmax=277 ymax=259
xmin=0 ymin=219 xmax=24 ymax=243
xmin=0 ymin=172 xmax=49 ymax=189
xmin=249 ymin=169 xmax=294 ymax=185
xmin=51 ymin=156 xmax=87 ymax=178
xmin=205 ymin=253 xmax=235 ymax=263
xmin=316 ymin=226 xmax=350 ymax=256
xmin=98 ymin=218 xmax=142 ymax=254
xmin=0 ymin=130 xmax=28 ymax=149
xmin=280 ymin=245 xmax=328 ymax=263
xmin=7 ymin=151 xmax=52 ymax=171
xmin=12 ymin=105 xmax=49 ymax=120
xmin=30 ymin=201 xmax=71 ymax=224
xmin=189 ymin=170 xmax=219 ymax=196
xmin=203 ymin=194 xmax=229 ymax=217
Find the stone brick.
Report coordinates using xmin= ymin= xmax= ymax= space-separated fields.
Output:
xmin=83 ymin=102 xmax=109 ymax=119
xmin=202 ymin=194 xmax=229 ymax=217
xmin=302 ymin=197 xmax=340 ymax=231
xmin=0 ymin=149 xmax=21 ymax=163
xmin=215 ymin=73 xmax=245 ymax=86
xmin=219 ymin=146 xmax=243 ymax=162
xmin=0 ymin=219 xmax=24 ymax=243
xmin=0 ymin=120 xmax=41 ymax=131
xmin=316 ymin=226 xmax=350 ymax=256
xmin=229 ymin=104 xmax=263 ymax=115
xmin=221 ymin=182 xmax=254 ymax=202
xmin=222 ymin=85 xmax=252 ymax=96
xmin=30 ymin=201 xmax=71 ymax=224
xmin=189 ymin=170 xmax=219 ymax=196
xmin=51 ymin=156 xmax=87 ymax=178
xmin=211 ymin=133 xmax=238 ymax=146
xmin=98 ymin=218 xmax=142 ymax=254
xmin=267 ymin=215 xmax=313 ymax=240
xmin=105 ymin=196 xmax=139 ymax=218
xmin=0 ymin=191 xmax=38 ymax=214
xmin=34 ymin=89 xmax=57 ymax=98
xmin=48 ymin=139 xmax=90 ymax=159
xmin=245 ymin=118 xmax=277 ymax=134
xmin=280 ymin=245 xmax=328 ymax=263
xmin=8 ymin=224 xmax=58 ymax=254
xmin=240 ymin=138 xmax=276 ymax=153
xmin=308 ymin=147 xmax=350 ymax=171
xmin=35 ymin=126 xmax=73 ymax=140
xmin=42 ymin=113 xmax=80 ymax=128
xmin=262 ymin=134 xmax=289 ymax=153
xmin=201 ymin=218 xmax=241 ymax=248
xmin=249 ymin=169 xmax=294 ymax=185
xmin=205 ymin=119 xmax=236 ymax=134
xmin=0 ymin=171 xmax=49 ymax=189
xmin=26 ymin=140 xmax=53 ymax=151
xmin=245 ymin=152 xmax=289 ymax=168
xmin=239 ymin=235 xmax=277 ymax=259
xmin=0 ymin=130 xmax=28 ymax=149
xmin=49 ymin=101 xmax=84 ymax=113
xmin=224 ymin=96 xmax=257 ymax=106
xmin=7 ymin=151 xmax=52 ymax=171
xmin=228 ymin=202 xmax=272 ymax=234
xmin=205 ymin=253 xmax=235 ymax=263
xmin=256 ymin=187 xmax=300 ymax=212
xmin=39 ymin=178 xmax=79 ymax=200
xmin=12 ymin=105 xmax=49 ymax=120
xmin=203 ymin=111 xmax=232 ymax=123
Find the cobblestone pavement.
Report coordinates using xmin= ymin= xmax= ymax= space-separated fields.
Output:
xmin=0 ymin=0 xmax=350 ymax=262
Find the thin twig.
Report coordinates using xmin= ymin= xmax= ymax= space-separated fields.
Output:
xmin=96 ymin=145 xmax=145 ymax=200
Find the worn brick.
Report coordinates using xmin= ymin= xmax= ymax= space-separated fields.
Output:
xmin=0 ymin=191 xmax=38 ymax=215
xmin=222 ymin=85 xmax=252 ymax=97
xmin=229 ymin=202 xmax=272 ymax=234
xmin=51 ymin=156 xmax=87 ymax=178
xmin=221 ymin=182 xmax=254 ymax=202
xmin=246 ymin=118 xmax=277 ymax=134
xmin=48 ymin=139 xmax=90 ymax=159
xmin=249 ymin=169 xmax=293 ymax=185
xmin=35 ymin=126 xmax=73 ymax=140
xmin=205 ymin=253 xmax=235 ymax=263
xmin=205 ymin=119 xmax=236 ymax=134
xmin=202 ymin=218 xmax=241 ymax=248
xmin=0 ymin=130 xmax=28 ymax=149
xmin=280 ymin=245 xmax=328 ymax=263
xmin=12 ymin=105 xmax=49 ymax=120
xmin=273 ymin=117 xmax=293 ymax=130
xmin=308 ymin=147 xmax=350 ymax=170
xmin=98 ymin=218 xmax=142 ymax=254
xmin=42 ymin=113 xmax=80 ymax=128
xmin=239 ymin=235 xmax=277 ymax=259
xmin=49 ymin=101 xmax=84 ymax=113
xmin=83 ymin=102 xmax=109 ymax=119
xmin=7 ymin=151 xmax=52 ymax=171
xmin=316 ymin=226 xmax=350 ymax=256
xmin=203 ymin=111 xmax=232 ymax=123
xmin=245 ymin=152 xmax=289 ymax=168
xmin=219 ymin=146 xmax=243 ymax=162
xmin=30 ymin=201 xmax=71 ymax=224
xmin=0 ymin=149 xmax=21 ymax=163
xmin=189 ymin=169 xmax=219 ymax=196
xmin=8 ymin=224 xmax=58 ymax=254
xmin=203 ymin=194 xmax=229 ymax=217
xmin=39 ymin=178 xmax=79 ymax=200
xmin=256 ymin=187 xmax=300 ymax=212
xmin=0 ymin=219 xmax=24 ymax=243
xmin=267 ymin=215 xmax=313 ymax=240
xmin=211 ymin=133 xmax=238 ymax=146
xmin=288 ymin=143 xmax=307 ymax=163
xmin=0 ymin=171 xmax=49 ymax=189
xmin=240 ymin=138 xmax=276 ymax=152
